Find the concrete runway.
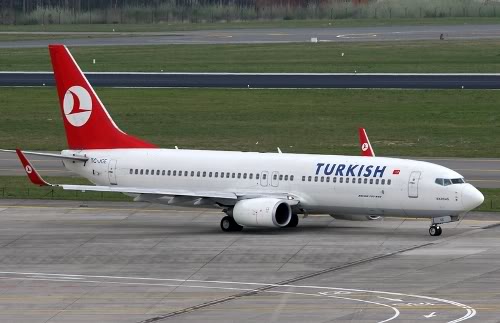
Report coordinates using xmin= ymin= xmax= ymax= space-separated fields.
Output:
xmin=3 ymin=72 xmax=500 ymax=89
xmin=0 ymin=199 xmax=498 ymax=322
xmin=0 ymin=151 xmax=498 ymax=188
xmin=1 ymin=24 xmax=500 ymax=48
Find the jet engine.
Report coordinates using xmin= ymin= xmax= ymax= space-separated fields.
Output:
xmin=233 ymin=198 xmax=292 ymax=227
xmin=330 ymin=214 xmax=381 ymax=221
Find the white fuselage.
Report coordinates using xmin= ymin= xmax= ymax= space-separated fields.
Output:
xmin=61 ymin=148 xmax=483 ymax=219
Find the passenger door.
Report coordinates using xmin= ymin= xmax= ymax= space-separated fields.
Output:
xmin=408 ymin=171 xmax=421 ymax=198
xmin=108 ymin=159 xmax=118 ymax=185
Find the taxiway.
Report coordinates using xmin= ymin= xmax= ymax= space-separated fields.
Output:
xmin=0 ymin=199 xmax=498 ymax=322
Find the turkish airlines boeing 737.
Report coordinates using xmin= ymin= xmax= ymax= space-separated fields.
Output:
xmin=4 ymin=45 xmax=485 ymax=236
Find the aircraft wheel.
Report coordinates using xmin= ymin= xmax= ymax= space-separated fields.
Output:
xmin=220 ymin=216 xmax=242 ymax=232
xmin=429 ymin=225 xmax=442 ymax=236
xmin=286 ymin=214 xmax=299 ymax=228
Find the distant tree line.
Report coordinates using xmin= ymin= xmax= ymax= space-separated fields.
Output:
xmin=0 ymin=0 xmax=344 ymax=13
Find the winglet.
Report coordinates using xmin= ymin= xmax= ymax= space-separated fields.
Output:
xmin=15 ymin=149 xmax=52 ymax=186
xmin=358 ymin=128 xmax=375 ymax=157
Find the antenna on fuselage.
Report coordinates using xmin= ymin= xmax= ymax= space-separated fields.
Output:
xmin=277 ymin=147 xmax=282 ymax=154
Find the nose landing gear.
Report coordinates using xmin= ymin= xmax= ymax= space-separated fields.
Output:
xmin=429 ymin=225 xmax=442 ymax=236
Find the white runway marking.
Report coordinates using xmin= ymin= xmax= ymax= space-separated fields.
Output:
xmin=0 ymin=271 xmax=476 ymax=322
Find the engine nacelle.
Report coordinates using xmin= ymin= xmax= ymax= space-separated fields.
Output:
xmin=330 ymin=214 xmax=381 ymax=221
xmin=233 ymin=198 xmax=292 ymax=228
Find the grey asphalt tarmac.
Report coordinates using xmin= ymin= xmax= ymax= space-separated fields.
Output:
xmin=0 ymin=151 xmax=498 ymax=188
xmin=0 ymin=199 xmax=498 ymax=322
xmin=1 ymin=24 xmax=500 ymax=48
xmin=2 ymin=72 xmax=500 ymax=89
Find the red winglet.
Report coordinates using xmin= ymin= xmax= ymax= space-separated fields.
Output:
xmin=358 ymin=128 xmax=375 ymax=157
xmin=15 ymin=149 xmax=51 ymax=186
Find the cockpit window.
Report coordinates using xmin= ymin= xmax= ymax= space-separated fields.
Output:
xmin=435 ymin=178 xmax=465 ymax=186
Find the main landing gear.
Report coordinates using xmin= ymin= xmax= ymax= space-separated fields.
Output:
xmin=220 ymin=216 xmax=243 ymax=232
xmin=429 ymin=224 xmax=442 ymax=236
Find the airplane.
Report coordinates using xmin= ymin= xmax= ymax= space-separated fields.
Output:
xmin=5 ymin=44 xmax=485 ymax=237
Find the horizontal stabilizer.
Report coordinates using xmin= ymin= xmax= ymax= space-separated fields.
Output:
xmin=1 ymin=149 xmax=88 ymax=161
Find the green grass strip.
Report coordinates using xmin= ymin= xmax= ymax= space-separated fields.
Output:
xmin=1 ymin=40 xmax=500 ymax=73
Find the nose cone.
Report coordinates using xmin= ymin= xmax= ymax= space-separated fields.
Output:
xmin=462 ymin=184 xmax=484 ymax=211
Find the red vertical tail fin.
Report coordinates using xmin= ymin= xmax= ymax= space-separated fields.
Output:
xmin=49 ymin=44 xmax=156 ymax=150
xmin=358 ymin=128 xmax=375 ymax=157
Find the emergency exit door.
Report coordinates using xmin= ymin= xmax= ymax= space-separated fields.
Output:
xmin=108 ymin=159 xmax=118 ymax=185
xmin=408 ymin=171 xmax=421 ymax=198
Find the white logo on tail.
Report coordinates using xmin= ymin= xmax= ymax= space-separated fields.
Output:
xmin=25 ymin=165 xmax=32 ymax=174
xmin=361 ymin=143 xmax=369 ymax=151
xmin=63 ymin=86 xmax=92 ymax=127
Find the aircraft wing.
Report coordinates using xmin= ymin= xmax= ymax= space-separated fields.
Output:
xmin=15 ymin=149 xmax=300 ymax=204
xmin=358 ymin=128 xmax=375 ymax=157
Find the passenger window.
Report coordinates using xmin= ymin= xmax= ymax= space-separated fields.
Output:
xmin=151 ymin=169 xmax=154 ymax=175
xmin=308 ymin=176 xmax=312 ymax=182
xmin=284 ymin=175 xmax=288 ymax=181
xmin=319 ymin=176 xmax=323 ymax=182
xmin=129 ymin=169 xmax=133 ymax=174
xmin=256 ymin=174 xmax=260 ymax=180
xmin=364 ymin=178 xmax=367 ymax=184
xmin=215 ymin=172 xmax=219 ymax=178
xmin=370 ymin=179 xmax=373 ymax=184
xmin=314 ymin=176 xmax=318 ymax=182
xmin=302 ymin=176 xmax=306 ymax=182
xmin=146 ymin=169 xmax=149 ymax=175
xmin=135 ymin=169 xmax=139 ymax=175
xmin=178 ymin=170 xmax=182 ymax=176
xmin=203 ymin=171 xmax=206 ymax=177
xmin=238 ymin=173 xmax=241 ymax=179
xmin=156 ymin=170 xmax=160 ymax=175
xmin=333 ymin=177 xmax=337 ymax=183
xmin=167 ymin=170 xmax=171 ymax=176
xmin=339 ymin=177 xmax=343 ymax=183
xmin=227 ymin=172 xmax=230 ymax=178
xmin=273 ymin=174 xmax=277 ymax=180
xmin=184 ymin=171 xmax=188 ymax=176
xmin=243 ymin=173 xmax=247 ymax=179
xmin=326 ymin=177 xmax=330 ymax=183
xmin=358 ymin=178 xmax=362 ymax=184
xmin=172 ymin=170 xmax=176 ymax=176
xmin=232 ymin=173 xmax=236 ymax=178
xmin=221 ymin=172 xmax=225 ymax=178
xmin=262 ymin=174 xmax=266 ymax=179
xmin=290 ymin=175 xmax=294 ymax=181
xmin=249 ymin=173 xmax=253 ymax=179
xmin=162 ymin=170 xmax=165 ymax=176
xmin=197 ymin=171 xmax=200 ymax=177
xmin=190 ymin=171 xmax=194 ymax=177
xmin=381 ymin=179 xmax=385 ymax=185
xmin=346 ymin=178 xmax=350 ymax=183
xmin=279 ymin=175 xmax=283 ymax=181
xmin=140 ymin=169 xmax=144 ymax=175
xmin=376 ymin=179 xmax=379 ymax=185
xmin=388 ymin=179 xmax=392 ymax=185
xmin=209 ymin=172 xmax=212 ymax=177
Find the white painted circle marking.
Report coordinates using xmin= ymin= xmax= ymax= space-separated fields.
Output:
xmin=0 ymin=271 xmax=476 ymax=323
xmin=63 ymin=86 xmax=92 ymax=127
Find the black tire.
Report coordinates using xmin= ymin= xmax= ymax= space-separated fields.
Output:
xmin=429 ymin=225 xmax=438 ymax=236
xmin=220 ymin=216 xmax=243 ymax=232
xmin=436 ymin=226 xmax=442 ymax=236
xmin=286 ymin=214 xmax=299 ymax=228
